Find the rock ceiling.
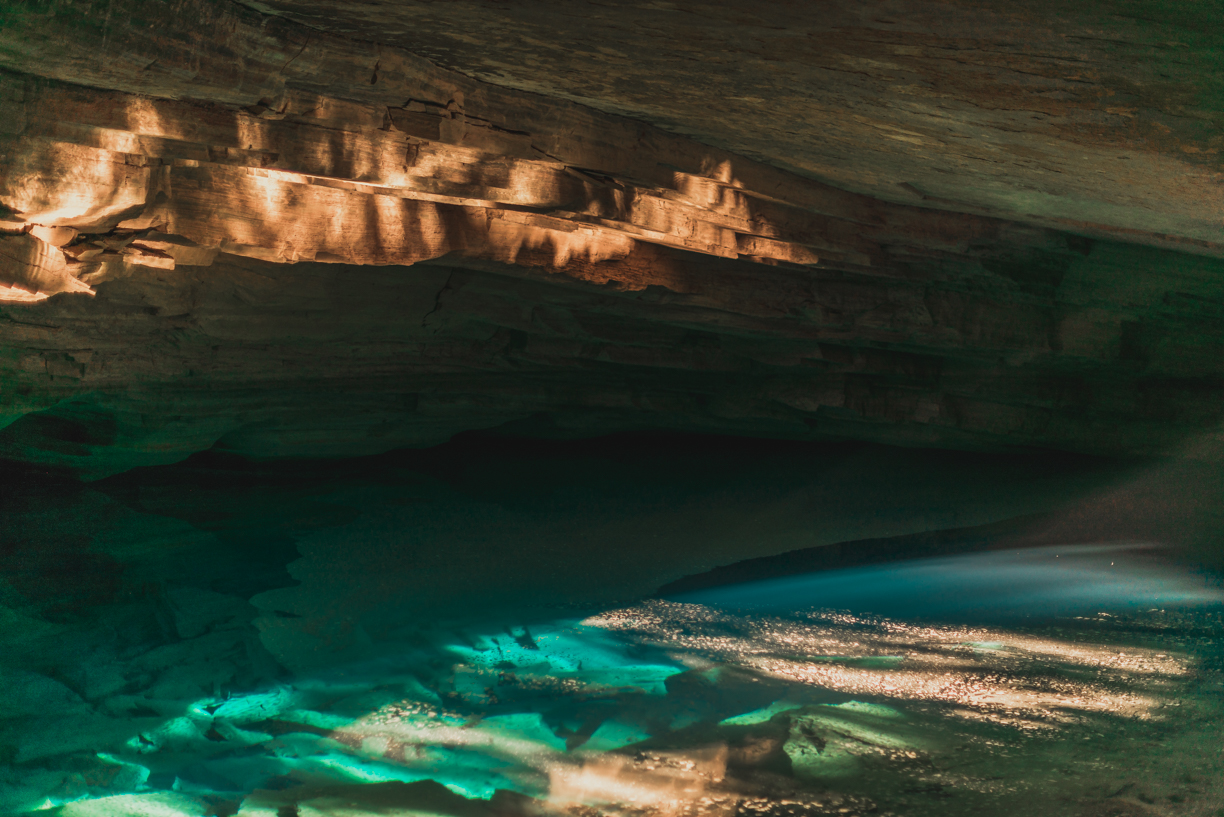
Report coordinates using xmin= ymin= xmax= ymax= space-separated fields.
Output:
xmin=1 ymin=0 xmax=1222 ymax=476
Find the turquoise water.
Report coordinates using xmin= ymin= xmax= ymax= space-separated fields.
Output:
xmin=6 ymin=545 xmax=1222 ymax=817
xmin=673 ymin=544 xmax=1224 ymax=622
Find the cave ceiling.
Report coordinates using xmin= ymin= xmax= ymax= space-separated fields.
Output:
xmin=1 ymin=0 xmax=1222 ymax=476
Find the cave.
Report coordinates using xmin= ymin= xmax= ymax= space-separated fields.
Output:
xmin=2 ymin=1 xmax=1223 ymax=815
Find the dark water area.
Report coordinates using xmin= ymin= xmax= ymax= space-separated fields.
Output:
xmin=2 ymin=434 xmax=1223 ymax=816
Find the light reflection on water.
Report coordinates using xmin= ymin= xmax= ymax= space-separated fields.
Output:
xmin=22 ymin=547 xmax=1224 ymax=817
xmin=668 ymin=544 xmax=1224 ymax=622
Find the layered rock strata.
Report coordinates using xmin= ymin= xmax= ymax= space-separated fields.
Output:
xmin=0 ymin=0 xmax=1222 ymax=475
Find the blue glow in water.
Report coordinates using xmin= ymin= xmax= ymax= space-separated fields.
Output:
xmin=12 ymin=544 xmax=1224 ymax=814
xmin=668 ymin=544 xmax=1224 ymax=621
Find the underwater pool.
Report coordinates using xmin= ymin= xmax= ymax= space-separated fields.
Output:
xmin=4 ymin=542 xmax=1222 ymax=817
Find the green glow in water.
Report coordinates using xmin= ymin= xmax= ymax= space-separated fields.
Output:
xmin=15 ymin=601 xmax=1221 ymax=817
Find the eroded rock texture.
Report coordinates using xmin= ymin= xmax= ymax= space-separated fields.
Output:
xmin=0 ymin=0 xmax=1222 ymax=474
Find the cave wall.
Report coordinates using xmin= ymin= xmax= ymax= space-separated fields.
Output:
xmin=1 ymin=0 xmax=1223 ymax=474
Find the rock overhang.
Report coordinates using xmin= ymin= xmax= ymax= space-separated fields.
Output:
xmin=0 ymin=0 xmax=1222 ymax=476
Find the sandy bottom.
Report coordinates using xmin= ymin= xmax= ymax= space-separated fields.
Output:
xmin=6 ymin=581 xmax=1222 ymax=817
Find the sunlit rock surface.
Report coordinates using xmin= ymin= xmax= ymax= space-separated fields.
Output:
xmin=1 ymin=1 xmax=1224 ymax=473
xmin=241 ymin=0 xmax=1224 ymax=247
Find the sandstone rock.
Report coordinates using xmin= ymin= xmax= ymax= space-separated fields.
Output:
xmin=0 ymin=0 xmax=1221 ymax=471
